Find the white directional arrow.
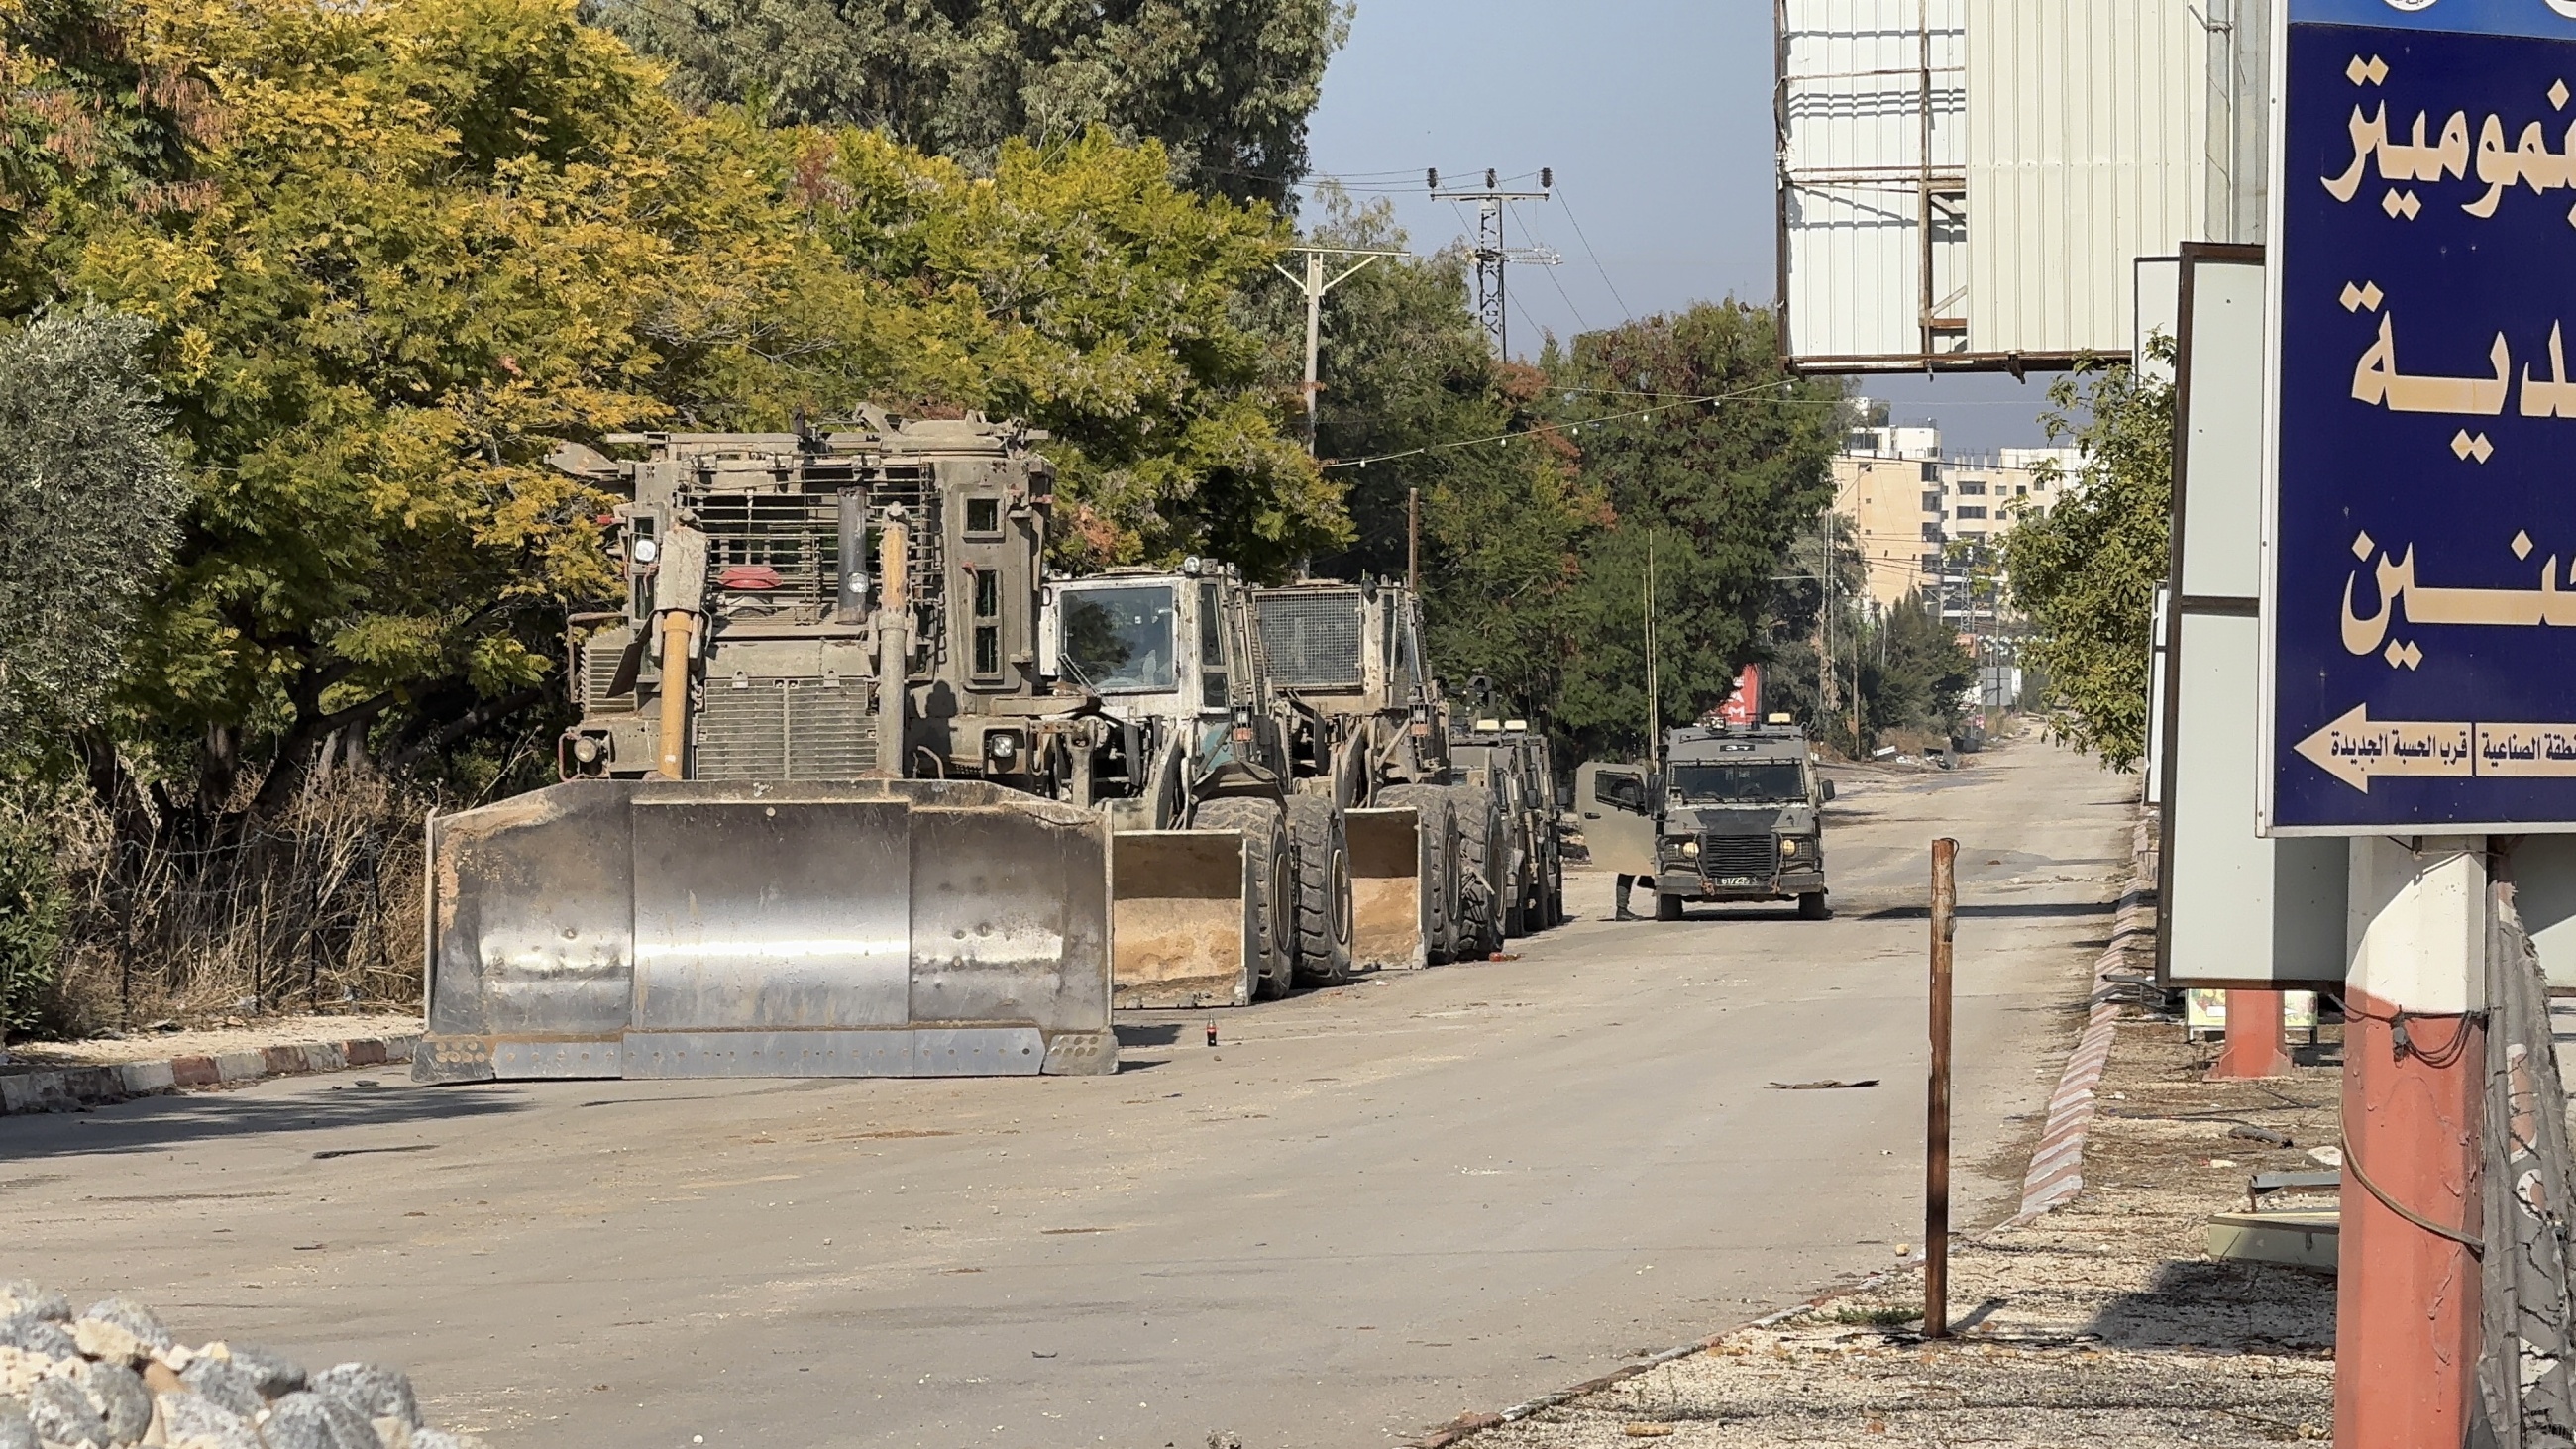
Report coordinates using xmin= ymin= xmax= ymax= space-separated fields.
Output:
xmin=2292 ymin=706 xmax=2576 ymax=792
xmin=2294 ymin=704 xmax=2473 ymax=793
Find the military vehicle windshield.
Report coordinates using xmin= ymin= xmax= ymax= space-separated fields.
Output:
xmin=1061 ymin=584 xmax=1178 ymax=692
xmin=1672 ymin=762 xmax=1805 ymax=803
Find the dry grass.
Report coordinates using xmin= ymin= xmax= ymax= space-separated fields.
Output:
xmin=37 ymin=770 xmax=428 ymax=1037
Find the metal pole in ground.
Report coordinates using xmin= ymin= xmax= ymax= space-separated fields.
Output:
xmin=2337 ymin=836 xmax=2486 ymax=1446
xmin=2208 ymin=988 xmax=2295 ymax=1080
xmin=1926 ymin=836 xmax=1957 ymax=1338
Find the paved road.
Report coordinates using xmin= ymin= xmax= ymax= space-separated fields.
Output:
xmin=1 ymin=734 xmax=2134 ymax=1448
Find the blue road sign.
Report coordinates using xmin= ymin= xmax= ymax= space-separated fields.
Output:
xmin=2267 ymin=0 xmax=2576 ymax=832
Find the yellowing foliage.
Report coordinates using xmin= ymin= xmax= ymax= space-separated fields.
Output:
xmin=11 ymin=0 xmax=1333 ymax=800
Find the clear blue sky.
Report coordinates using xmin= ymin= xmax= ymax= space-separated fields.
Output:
xmin=1301 ymin=0 xmax=2056 ymax=453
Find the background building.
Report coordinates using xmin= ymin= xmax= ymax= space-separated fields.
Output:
xmin=1831 ymin=399 xmax=2076 ymax=615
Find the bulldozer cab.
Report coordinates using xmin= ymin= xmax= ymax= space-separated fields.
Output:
xmin=1042 ymin=569 xmax=1246 ymax=724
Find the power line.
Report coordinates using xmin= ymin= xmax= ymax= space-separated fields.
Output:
xmin=1318 ymin=378 xmax=1833 ymax=471
xmin=1547 ymin=182 xmax=1634 ymax=323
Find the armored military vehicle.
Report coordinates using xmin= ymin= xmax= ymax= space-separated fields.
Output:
xmin=418 ymin=413 xmax=1122 ymax=1084
xmin=1040 ymin=564 xmax=1337 ymax=1007
xmin=1576 ymin=721 xmax=1836 ymax=922
xmin=1248 ymin=579 xmax=1503 ymax=968
xmin=1447 ymin=707 xmax=1564 ymax=936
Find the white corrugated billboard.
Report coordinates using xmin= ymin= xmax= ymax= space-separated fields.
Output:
xmin=1778 ymin=0 xmax=2253 ymax=372
xmin=1964 ymin=0 xmax=2207 ymax=358
xmin=1776 ymin=0 xmax=1967 ymax=367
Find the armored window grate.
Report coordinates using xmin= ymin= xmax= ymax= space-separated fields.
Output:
xmin=694 ymin=676 xmax=877 ymax=782
xmin=693 ymin=493 xmax=842 ymax=602
xmin=1253 ymin=589 xmax=1365 ymax=689
xmin=1700 ymin=834 xmax=1777 ymax=876
xmin=581 ymin=638 xmax=637 ymax=715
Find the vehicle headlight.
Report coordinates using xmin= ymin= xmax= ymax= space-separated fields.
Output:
xmin=1780 ymin=838 xmax=1800 ymax=858
xmin=1663 ymin=837 xmax=1698 ymax=857
xmin=986 ymin=730 xmax=1024 ymax=762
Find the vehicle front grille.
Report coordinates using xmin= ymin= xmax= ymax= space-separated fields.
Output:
xmin=1701 ymin=833 xmax=1775 ymax=876
xmin=695 ymin=676 xmax=877 ymax=781
xmin=1254 ymin=588 xmax=1364 ymax=688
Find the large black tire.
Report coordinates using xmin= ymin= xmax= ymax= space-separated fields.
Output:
xmin=1797 ymin=890 xmax=1830 ymax=921
xmin=1285 ymin=793 xmax=1354 ymax=986
xmin=1448 ymin=784 xmax=1508 ymax=959
xmin=1655 ymin=891 xmax=1684 ymax=922
xmin=1190 ymin=796 xmax=1294 ymax=999
xmin=1378 ymin=783 xmax=1460 ymax=964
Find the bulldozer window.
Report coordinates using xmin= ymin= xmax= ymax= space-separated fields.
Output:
xmin=1671 ymin=762 xmax=1806 ymax=803
xmin=965 ymin=496 xmax=1003 ymax=537
xmin=1198 ymin=581 xmax=1228 ymax=708
xmin=972 ymin=569 xmax=1003 ymax=678
xmin=1061 ymin=584 xmax=1177 ymax=693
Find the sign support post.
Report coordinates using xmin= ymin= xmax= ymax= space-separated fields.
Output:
xmin=2336 ymin=836 xmax=2485 ymax=1448
xmin=2209 ymin=989 xmax=2296 ymax=1079
xmin=2252 ymin=6 xmax=2576 ymax=1436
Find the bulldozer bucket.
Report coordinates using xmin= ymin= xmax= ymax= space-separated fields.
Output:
xmin=414 ymin=779 xmax=1116 ymax=1083
xmin=1110 ymin=829 xmax=1254 ymax=1009
xmin=1345 ymin=805 xmax=1428 ymax=971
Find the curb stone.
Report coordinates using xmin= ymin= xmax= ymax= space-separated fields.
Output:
xmin=2004 ymin=812 xmax=2159 ymax=1227
xmin=0 ymin=1034 xmax=419 ymax=1116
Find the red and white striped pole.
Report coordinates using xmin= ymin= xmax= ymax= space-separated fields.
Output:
xmin=2336 ymin=836 xmax=2485 ymax=1448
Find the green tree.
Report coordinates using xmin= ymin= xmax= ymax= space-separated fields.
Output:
xmin=2000 ymin=347 xmax=2173 ymax=770
xmin=1548 ymin=303 xmax=1848 ymax=761
xmin=23 ymin=0 xmax=1332 ymax=824
xmin=0 ymin=308 xmax=185 ymax=771
xmin=588 ymin=0 xmax=1348 ymax=204
xmin=788 ymin=127 xmax=1340 ymax=573
xmin=1870 ymin=590 xmax=1976 ymax=742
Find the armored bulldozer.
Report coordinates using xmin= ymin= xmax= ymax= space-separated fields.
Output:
xmin=1038 ymin=565 xmax=1352 ymax=1007
xmin=1247 ymin=579 xmax=1506 ymax=969
xmin=416 ymin=413 xmax=1119 ymax=1084
xmin=1447 ymin=707 xmax=1565 ymax=937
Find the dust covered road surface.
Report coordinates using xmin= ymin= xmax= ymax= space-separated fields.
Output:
xmin=0 ymin=735 xmax=2132 ymax=1447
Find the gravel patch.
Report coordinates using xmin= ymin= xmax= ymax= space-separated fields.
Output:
xmin=1438 ymin=1006 xmax=2340 ymax=1447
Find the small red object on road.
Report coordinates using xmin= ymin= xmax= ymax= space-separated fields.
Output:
xmin=1206 ymin=1022 xmax=1219 ymax=1048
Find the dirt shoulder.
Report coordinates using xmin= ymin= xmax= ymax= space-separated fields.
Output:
xmin=1446 ymin=1010 xmax=2340 ymax=1448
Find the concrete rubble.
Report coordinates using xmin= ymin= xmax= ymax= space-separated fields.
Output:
xmin=0 ymin=1282 xmax=483 ymax=1449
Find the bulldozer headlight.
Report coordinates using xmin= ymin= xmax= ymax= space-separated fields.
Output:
xmin=986 ymin=730 xmax=1024 ymax=762
xmin=571 ymin=736 xmax=602 ymax=764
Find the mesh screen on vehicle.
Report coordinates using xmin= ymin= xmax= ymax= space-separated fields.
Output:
xmin=581 ymin=638 xmax=636 ymax=715
xmin=696 ymin=677 xmax=877 ymax=781
xmin=1254 ymin=589 xmax=1364 ymax=688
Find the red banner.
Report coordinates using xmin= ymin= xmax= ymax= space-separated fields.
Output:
xmin=1715 ymin=665 xmax=1761 ymax=726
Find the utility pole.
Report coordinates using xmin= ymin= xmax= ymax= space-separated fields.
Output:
xmin=1428 ymin=167 xmax=1562 ymax=356
xmin=1645 ymin=531 xmax=1661 ymax=773
xmin=1406 ymin=487 xmax=1421 ymax=593
xmin=1273 ymin=245 xmax=1407 ymax=455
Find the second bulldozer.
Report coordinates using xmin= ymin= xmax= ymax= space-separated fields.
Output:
xmin=1248 ymin=579 xmax=1507 ymax=970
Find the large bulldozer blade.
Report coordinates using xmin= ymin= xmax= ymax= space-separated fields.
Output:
xmin=1345 ymin=805 xmax=1427 ymax=971
xmin=415 ymin=779 xmax=1115 ymax=1083
xmin=1109 ymin=829 xmax=1254 ymax=1009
